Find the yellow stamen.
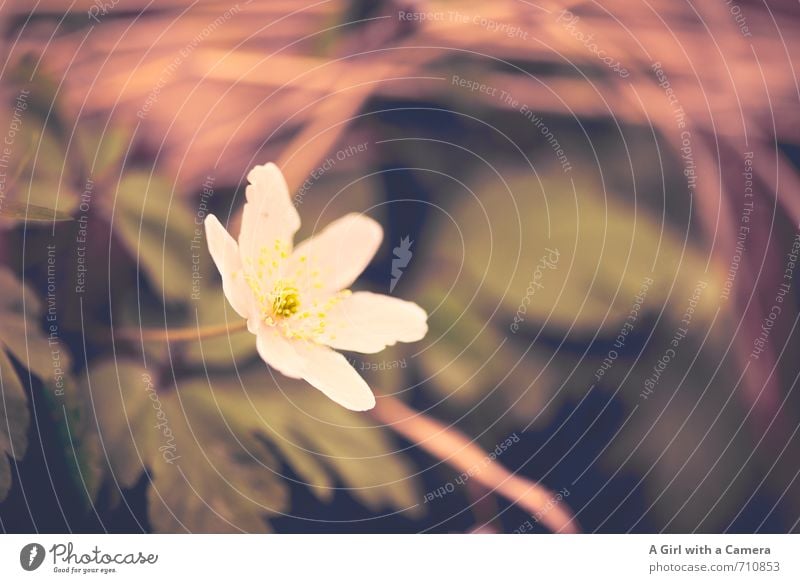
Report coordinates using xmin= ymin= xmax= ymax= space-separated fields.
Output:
xmin=271 ymin=280 xmax=300 ymax=318
xmin=242 ymin=242 xmax=352 ymax=340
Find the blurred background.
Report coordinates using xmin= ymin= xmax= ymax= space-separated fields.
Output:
xmin=2 ymin=0 xmax=800 ymax=533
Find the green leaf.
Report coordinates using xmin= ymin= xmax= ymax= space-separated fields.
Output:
xmin=113 ymin=171 xmax=199 ymax=302
xmin=76 ymin=125 xmax=131 ymax=179
xmin=241 ymin=381 xmax=420 ymax=512
xmin=79 ymin=361 xmax=158 ymax=490
xmin=409 ymin=165 xmax=754 ymax=529
xmin=0 ymin=349 xmax=29 ymax=500
xmin=0 ymin=111 xmax=80 ymax=219
xmin=412 ymin=170 xmax=721 ymax=423
xmin=0 ymin=268 xmax=43 ymax=500
xmin=0 ymin=266 xmax=69 ymax=382
xmin=421 ymin=170 xmax=719 ymax=336
xmin=83 ymin=359 xmax=420 ymax=532
xmin=0 ymin=199 xmax=73 ymax=223
xmin=146 ymin=380 xmax=288 ymax=533
xmin=0 ymin=267 xmax=98 ymax=503
xmin=416 ymin=283 xmax=561 ymax=424
xmin=0 ymin=267 xmax=40 ymax=500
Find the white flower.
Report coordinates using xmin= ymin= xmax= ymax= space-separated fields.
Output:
xmin=204 ymin=163 xmax=428 ymax=411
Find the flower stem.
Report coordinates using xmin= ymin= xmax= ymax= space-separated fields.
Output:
xmin=115 ymin=319 xmax=248 ymax=343
xmin=372 ymin=396 xmax=580 ymax=534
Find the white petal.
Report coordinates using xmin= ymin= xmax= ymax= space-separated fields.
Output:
xmin=255 ymin=326 xmax=304 ymax=379
xmin=256 ymin=329 xmax=375 ymax=410
xmin=287 ymin=213 xmax=382 ymax=295
xmin=319 ymin=291 xmax=428 ymax=354
xmin=295 ymin=342 xmax=376 ymax=411
xmin=238 ymin=163 xmax=301 ymax=261
xmin=204 ymin=214 xmax=252 ymax=318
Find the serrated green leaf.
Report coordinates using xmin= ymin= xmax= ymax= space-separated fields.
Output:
xmin=83 ymin=359 xmax=420 ymax=532
xmin=0 ymin=267 xmax=97 ymax=503
xmin=113 ymin=171 xmax=198 ymax=302
xmin=0 ymin=268 xmax=40 ymax=500
xmin=413 ymin=169 xmax=721 ymax=423
xmin=0 ymin=349 xmax=29 ymax=500
xmin=46 ymin=375 xmax=103 ymax=506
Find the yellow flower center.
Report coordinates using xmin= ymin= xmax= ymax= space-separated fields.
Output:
xmin=241 ymin=239 xmax=350 ymax=340
xmin=271 ymin=281 xmax=300 ymax=318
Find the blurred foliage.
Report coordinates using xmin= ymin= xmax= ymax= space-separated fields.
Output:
xmin=0 ymin=269 xmax=39 ymax=500
xmin=408 ymin=165 xmax=749 ymax=528
xmin=112 ymin=171 xmax=198 ymax=303
xmin=0 ymin=268 xmax=99 ymax=505
xmin=0 ymin=200 xmax=73 ymax=223
xmin=0 ymin=267 xmax=81 ymax=501
xmin=421 ymin=169 xmax=720 ymax=335
xmin=81 ymin=359 xmax=419 ymax=532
